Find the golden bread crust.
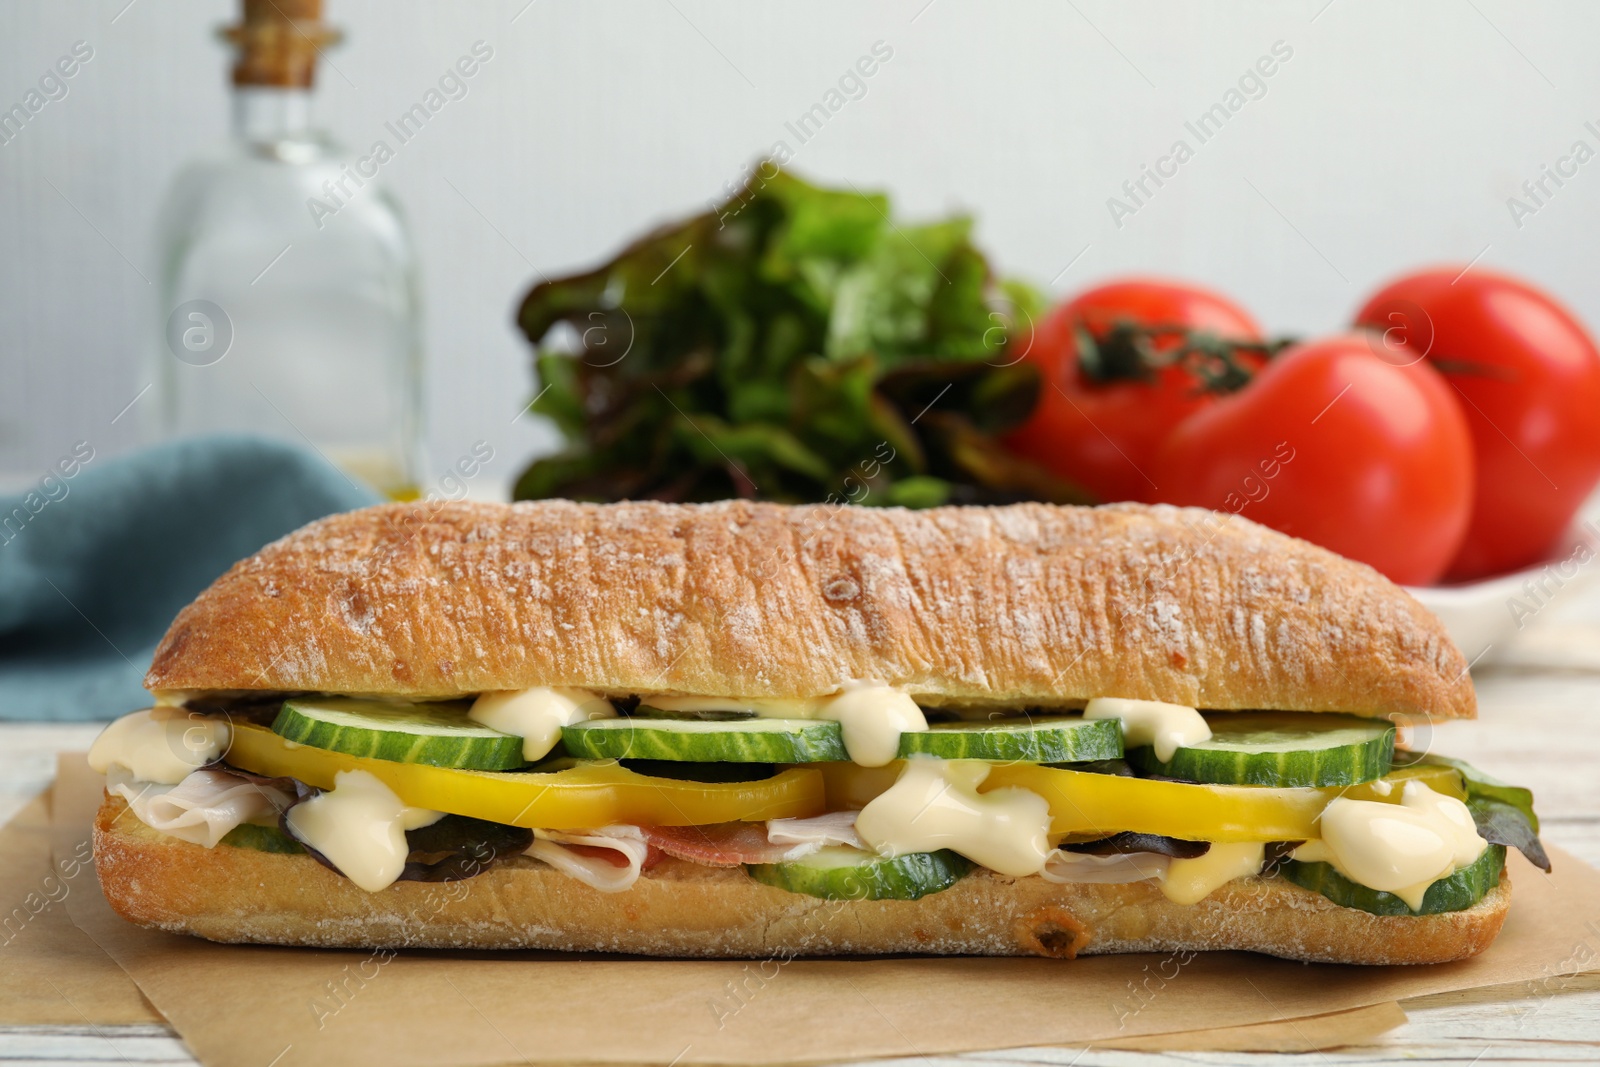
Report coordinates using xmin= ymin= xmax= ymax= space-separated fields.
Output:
xmin=145 ymin=500 xmax=1472 ymax=719
xmin=94 ymin=795 xmax=1507 ymax=964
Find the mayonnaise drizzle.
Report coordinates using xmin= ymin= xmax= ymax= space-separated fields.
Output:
xmin=642 ymin=685 xmax=926 ymax=767
xmin=821 ymin=687 xmax=927 ymax=766
xmin=468 ymin=687 xmax=615 ymax=761
xmin=854 ymin=759 xmax=1052 ymax=877
xmin=1040 ymin=842 xmax=1266 ymax=901
xmin=1083 ymin=697 xmax=1211 ymax=762
xmin=285 ymin=769 xmax=443 ymax=892
xmin=1161 ymin=842 xmax=1266 ymax=905
xmin=1292 ymin=781 xmax=1486 ymax=910
xmin=89 ymin=707 xmax=231 ymax=785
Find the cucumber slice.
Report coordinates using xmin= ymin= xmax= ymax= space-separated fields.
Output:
xmin=896 ymin=716 xmax=1121 ymax=762
xmin=747 ymin=846 xmax=972 ymax=900
xmin=1129 ymin=712 xmax=1394 ymax=787
xmin=561 ymin=717 xmax=847 ymax=762
xmin=1279 ymin=844 xmax=1504 ymax=916
xmin=271 ymin=698 xmax=525 ymax=771
xmin=219 ymin=822 xmax=305 ymax=854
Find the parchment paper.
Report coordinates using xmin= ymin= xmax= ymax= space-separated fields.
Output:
xmin=0 ymin=788 xmax=160 ymax=1024
xmin=1094 ymin=1000 xmax=1408 ymax=1052
xmin=49 ymin=754 xmax=1600 ymax=1066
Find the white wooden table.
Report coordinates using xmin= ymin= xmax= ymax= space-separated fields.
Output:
xmin=3 ymin=618 xmax=1598 ymax=1066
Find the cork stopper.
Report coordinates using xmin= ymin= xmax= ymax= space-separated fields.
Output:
xmin=220 ymin=0 xmax=342 ymax=88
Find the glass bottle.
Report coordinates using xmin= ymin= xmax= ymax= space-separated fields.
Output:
xmin=150 ymin=0 xmax=422 ymax=498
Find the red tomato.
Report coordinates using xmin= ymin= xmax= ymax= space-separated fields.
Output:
xmin=1003 ymin=278 xmax=1263 ymax=503
xmin=1354 ymin=268 xmax=1600 ymax=581
xmin=1150 ymin=335 xmax=1474 ymax=586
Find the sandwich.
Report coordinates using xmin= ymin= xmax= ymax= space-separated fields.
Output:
xmin=89 ymin=499 xmax=1548 ymax=963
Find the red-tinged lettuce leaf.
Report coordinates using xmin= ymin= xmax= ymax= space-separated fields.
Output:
xmin=919 ymin=410 xmax=1092 ymax=505
xmin=1468 ymin=797 xmax=1551 ymax=872
xmin=1063 ymin=832 xmax=1210 ymax=859
xmin=1402 ymin=753 xmax=1549 ymax=872
xmin=282 ymin=807 xmax=533 ymax=884
xmin=399 ymin=816 xmax=535 ymax=882
xmin=1416 ymin=754 xmax=1540 ymax=833
xmin=512 ymin=167 xmax=1050 ymax=506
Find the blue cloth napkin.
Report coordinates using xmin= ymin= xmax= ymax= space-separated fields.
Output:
xmin=0 ymin=435 xmax=380 ymax=721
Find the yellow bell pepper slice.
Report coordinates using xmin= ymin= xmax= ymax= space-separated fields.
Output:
xmin=988 ymin=765 xmax=1303 ymax=842
xmin=1340 ymin=759 xmax=1464 ymax=801
xmin=990 ymin=761 xmax=1465 ymax=842
xmin=225 ymin=723 xmax=825 ymax=828
xmin=820 ymin=759 xmax=1465 ymax=843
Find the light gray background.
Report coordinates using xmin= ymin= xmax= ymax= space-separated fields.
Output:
xmin=4 ymin=0 xmax=1597 ymax=497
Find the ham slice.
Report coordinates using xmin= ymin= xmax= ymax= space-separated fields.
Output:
xmin=526 ymin=826 xmax=658 ymax=892
xmin=531 ymin=815 xmax=870 ymax=890
xmin=107 ymin=766 xmax=293 ymax=849
xmin=767 ymin=811 xmax=865 ymax=851
xmin=1040 ymin=849 xmax=1169 ymax=885
xmin=641 ymin=822 xmax=808 ymax=866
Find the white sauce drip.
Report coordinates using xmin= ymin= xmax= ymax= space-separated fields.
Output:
xmin=643 ymin=685 xmax=927 ymax=767
xmin=1083 ymin=697 xmax=1211 ymax=762
xmin=821 ymin=688 xmax=927 ymax=766
xmin=89 ymin=707 xmax=231 ymax=785
xmin=1292 ymin=781 xmax=1486 ymax=910
xmin=854 ymin=759 xmax=1052 ymax=877
xmin=106 ymin=766 xmax=292 ymax=848
xmin=468 ymin=687 xmax=615 ymax=761
xmin=285 ymin=769 xmax=443 ymax=892
xmin=1040 ymin=842 xmax=1265 ymax=902
xmin=1161 ymin=842 xmax=1266 ymax=905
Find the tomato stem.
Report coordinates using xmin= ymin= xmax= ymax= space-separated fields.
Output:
xmin=1075 ymin=317 xmax=1293 ymax=394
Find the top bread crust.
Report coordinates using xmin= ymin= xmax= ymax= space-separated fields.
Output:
xmin=145 ymin=500 xmax=1474 ymax=719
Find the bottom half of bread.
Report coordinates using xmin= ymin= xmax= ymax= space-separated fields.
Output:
xmin=93 ymin=795 xmax=1509 ymax=965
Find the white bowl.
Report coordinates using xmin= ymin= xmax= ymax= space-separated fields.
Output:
xmin=1406 ymin=517 xmax=1600 ymax=667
